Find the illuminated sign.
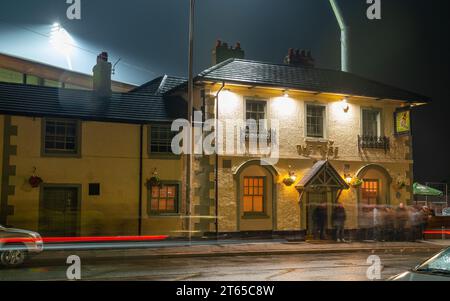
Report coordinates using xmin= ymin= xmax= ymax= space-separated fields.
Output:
xmin=394 ymin=108 xmax=411 ymax=136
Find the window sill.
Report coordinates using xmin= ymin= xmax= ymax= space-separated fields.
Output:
xmin=304 ymin=137 xmax=328 ymax=143
xmin=242 ymin=213 xmax=270 ymax=220
xmin=148 ymin=213 xmax=181 ymax=218
xmin=41 ymin=151 xmax=81 ymax=158
xmin=148 ymin=153 xmax=182 ymax=160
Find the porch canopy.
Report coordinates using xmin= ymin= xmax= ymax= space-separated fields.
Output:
xmin=413 ymin=183 xmax=443 ymax=197
xmin=296 ymin=160 xmax=349 ymax=192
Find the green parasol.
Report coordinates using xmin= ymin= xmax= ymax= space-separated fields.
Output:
xmin=413 ymin=183 xmax=444 ymax=196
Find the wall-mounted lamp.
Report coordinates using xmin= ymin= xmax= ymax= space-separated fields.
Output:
xmin=283 ymin=166 xmax=297 ymax=186
xmin=341 ymin=98 xmax=349 ymax=113
xmin=283 ymin=90 xmax=289 ymax=98
xmin=344 ymin=173 xmax=352 ymax=184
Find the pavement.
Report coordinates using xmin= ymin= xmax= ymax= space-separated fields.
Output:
xmin=31 ymin=239 xmax=450 ymax=263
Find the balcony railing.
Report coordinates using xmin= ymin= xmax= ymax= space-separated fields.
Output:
xmin=358 ymin=135 xmax=390 ymax=153
xmin=240 ymin=127 xmax=276 ymax=143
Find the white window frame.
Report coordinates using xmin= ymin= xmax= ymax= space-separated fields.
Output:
xmin=304 ymin=102 xmax=327 ymax=139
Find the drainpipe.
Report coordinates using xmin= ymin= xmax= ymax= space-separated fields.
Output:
xmin=214 ymin=82 xmax=225 ymax=240
xmin=329 ymin=0 xmax=351 ymax=73
xmin=138 ymin=124 xmax=143 ymax=236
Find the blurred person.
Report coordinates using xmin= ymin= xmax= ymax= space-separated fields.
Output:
xmin=359 ymin=206 xmax=370 ymax=241
xmin=373 ymin=205 xmax=385 ymax=241
xmin=313 ymin=203 xmax=327 ymax=240
xmin=395 ymin=202 xmax=408 ymax=241
xmin=333 ymin=202 xmax=346 ymax=242
xmin=384 ymin=206 xmax=395 ymax=241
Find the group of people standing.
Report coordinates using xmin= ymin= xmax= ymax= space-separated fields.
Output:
xmin=312 ymin=202 xmax=434 ymax=242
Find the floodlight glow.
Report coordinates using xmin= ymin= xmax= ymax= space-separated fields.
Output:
xmin=50 ymin=23 xmax=75 ymax=69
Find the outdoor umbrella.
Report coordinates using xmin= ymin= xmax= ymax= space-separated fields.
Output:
xmin=413 ymin=183 xmax=444 ymax=196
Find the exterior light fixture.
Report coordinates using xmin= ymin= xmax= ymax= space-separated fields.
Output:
xmin=283 ymin=90 xmax=289 ymax=98
xmin=283 ymin=166 xmax=297 ymax=186
xmin=341 ymin=98 xmax=349 ymax=112
xmin=50 ymin=22 xmax=75 ymax=69
xmin=344 ymin=173 xmax=352 ymax=184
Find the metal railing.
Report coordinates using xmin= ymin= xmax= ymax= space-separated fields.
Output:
xmin=358 ymin=135 xmax=390 ymax=153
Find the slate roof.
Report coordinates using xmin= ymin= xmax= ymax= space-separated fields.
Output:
xmin=131 ymin=75 xmax=187 ymax=95
xmin=296 ymin=160 xmax=349 ymax=190
xmin=197 ymin=59 xmax=430 ymax=103
xmin=0 ymin=82 xmax=187 ymax=124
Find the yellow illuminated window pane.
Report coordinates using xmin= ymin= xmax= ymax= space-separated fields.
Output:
xmin=253 ymin=196 xmax=263 ymax=212
xmin=259 ymin=178 xmax=264 ymax=186
xmin=244 ymin=187 xmax=249 ymax=195
xmin=167 ymin=186 xmax=175 ymax=197
xmin=151 ymin=199 xmax=159 ymax=210
xmin=258 ymin=187 xmax=264 ymax=195
xmin=243 ymin=196 xmax=253 ymax=212
xmin=160 ymin=188 xmax=167 ymax=197
xmin=244 ymin=178 xmax=249 ymax=186
xmin=166 ymin=199 xmax=175 ymax=211
xmin=159 ymin=199 xmax=167 ymax=210
xmin=249 ymin=187 xmax=253 ymax=195
xmin=152 ymin=187 xmax=159 ymax=197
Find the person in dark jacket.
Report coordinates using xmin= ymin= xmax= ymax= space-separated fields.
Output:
xmin=313 ymin=203 xmax=327 ymax=240
xmin=333 ymin=202 xmax=346 ymax=242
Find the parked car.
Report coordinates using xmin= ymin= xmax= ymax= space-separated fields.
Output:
xmin=0 ymin=224 xmax=43 ymax=267
xmin=389 ymin=247 xmax=450 ymax=281
xmin=442 ymin=207 xmax=450 ymax=216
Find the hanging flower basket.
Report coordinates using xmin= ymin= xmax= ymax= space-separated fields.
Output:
xmin=350 ymin=177 xmax=363 ymax=188
xmin=394 ymin=181 xmax=406 ymax=190
xmin=29 ymin=176 xmax=43 ymax=188
xmin=282 ymin=177 xmax=296 ymax=187
xmin=146 ymin=176 xmax=162 ymax=189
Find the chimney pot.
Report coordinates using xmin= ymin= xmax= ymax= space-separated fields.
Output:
xmin=93 ymin=51 xmax=112 ymax=98
xmin=284 ymin=48 xmax=315 ymax=68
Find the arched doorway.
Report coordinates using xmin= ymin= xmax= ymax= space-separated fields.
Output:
xmin=356 ymin=164 xmax=392 ymax=206
xmin=234 ymin=160 xmax=278 ymax=232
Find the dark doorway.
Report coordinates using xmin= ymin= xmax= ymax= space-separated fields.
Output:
xmin=39 ymin=186 xmax=80 ymax=237
xmin=306 ymin=190 xmax=327 ymax=236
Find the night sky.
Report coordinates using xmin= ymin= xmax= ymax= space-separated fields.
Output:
xmin=0 ymin=0 xmax=449 ymax=184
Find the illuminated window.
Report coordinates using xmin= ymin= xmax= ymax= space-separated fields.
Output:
xmin=361 ymin=180 xmax=379 ymax=205
xmin=43 ymin=119 xmax=80 ymax=156
xmin=243 ymin=177 xmax=265 ymax=213
xmin=306 ymin=104 xmax=325 ymax=138
xmin=149 ymin=184 xmax=179 ymax=214
xmin=149 ymin=124 xmax=175 ymax=154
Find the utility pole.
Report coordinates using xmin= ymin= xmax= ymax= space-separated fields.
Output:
xmin=186 ymin=0 xmax=195 ymax=242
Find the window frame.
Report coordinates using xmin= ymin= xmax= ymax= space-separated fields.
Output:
xmin=360 ymin=179 xmax=380 ymax=205
xmin=147 ymin=123 xmax=180 ymax=159
xmin=147 ymin=181 xmax=181 ymax=216
xmin=242 ymin=176 xmax=266 ymax=216
xmin=244 ymin=98 xmax=268 ymax=132
xmin=41 ymin=118 xmax=81 ymax=157
xmin=361 ymin=107 xmax=383 ymax=137
xmin=305 ymin=102 xmax=327 ymax=139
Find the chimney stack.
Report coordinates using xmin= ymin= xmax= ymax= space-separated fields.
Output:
xmin=93 ymin=52 xmax=112 ymax=98
xmin=212 ymin=40 xmax=245 ymax=65
xmin=284 ymin=48 xmax=315 ymax=68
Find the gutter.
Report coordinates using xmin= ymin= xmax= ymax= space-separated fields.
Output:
xmin=214 ymin=82 xmax=226 ymax=239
